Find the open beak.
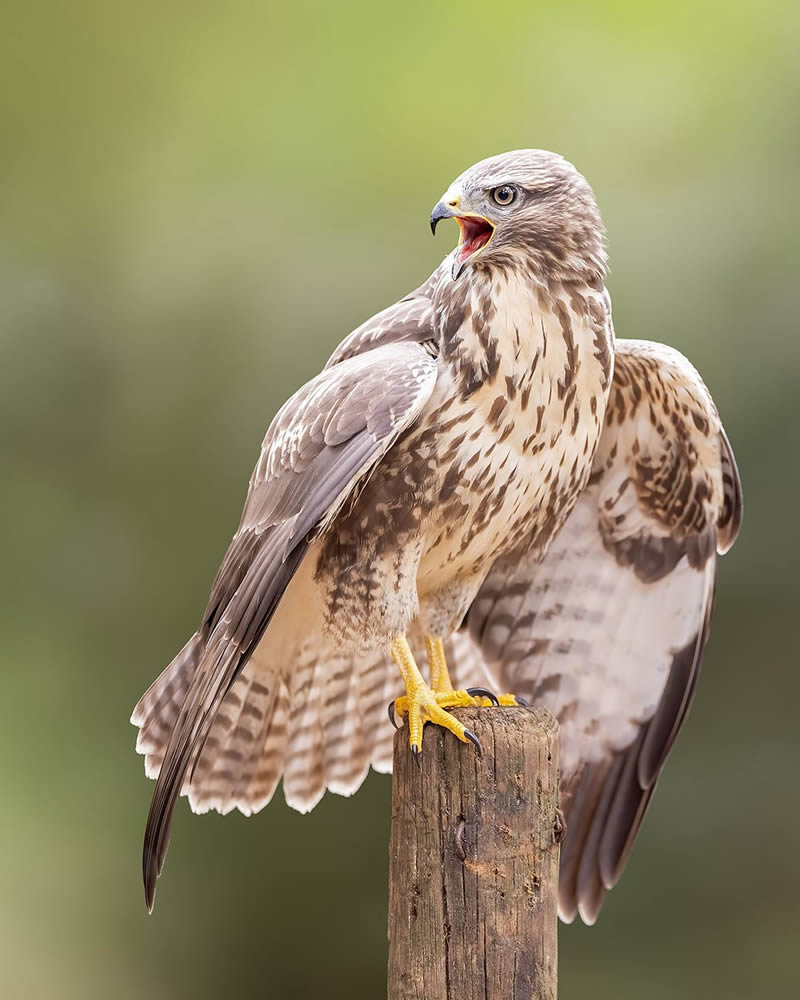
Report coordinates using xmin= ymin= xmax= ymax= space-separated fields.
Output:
xmin=430 ymin=200 xmax=495 ymax=280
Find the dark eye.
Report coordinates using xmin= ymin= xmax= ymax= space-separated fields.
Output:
xmin=492 ymin=185 xmax=516 ymax=206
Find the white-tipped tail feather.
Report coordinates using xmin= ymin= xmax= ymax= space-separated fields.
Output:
xmin=132 ymin=626 xmax=492 ymax=817
xmin=132 ymin=639 xmax=407 ymax=816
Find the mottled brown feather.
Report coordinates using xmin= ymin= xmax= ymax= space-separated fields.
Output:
xmin=140 ymin=342 xmax=437 ymax=909
xmin=462 ymin=339 xmax=742 ymax=923
xmin=132 ymin=153 xmax=742 ymax=929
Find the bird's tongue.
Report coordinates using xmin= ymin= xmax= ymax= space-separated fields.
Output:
xmin=457 ymin=217 xmax=494 ymax=262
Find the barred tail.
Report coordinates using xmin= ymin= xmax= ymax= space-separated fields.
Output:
xmin=132 ymin=641 xmax=405 ymax=819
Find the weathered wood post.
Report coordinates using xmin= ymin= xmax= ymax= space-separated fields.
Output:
xmin=388 ymin=706 xmax=560 ymax=1000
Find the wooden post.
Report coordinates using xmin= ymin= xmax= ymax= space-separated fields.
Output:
xmin=388 ymin=706 xmax=560 ymax=1000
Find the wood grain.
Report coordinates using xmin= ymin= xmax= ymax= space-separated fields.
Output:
xmin=388 ymin=706 xmax=560 ymax=1000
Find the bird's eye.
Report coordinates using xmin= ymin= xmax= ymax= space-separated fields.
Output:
xmin=492 ymin=185 xmax=516 ymax=206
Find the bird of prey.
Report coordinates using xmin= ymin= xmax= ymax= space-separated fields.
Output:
xmin=132 ymin=149 xmax=742 ymax=922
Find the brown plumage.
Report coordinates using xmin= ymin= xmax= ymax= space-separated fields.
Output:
xmin=131 ymin=149 xmax=742 ymax=919
xmin=455 ymin=341 xmax=742 ymax=922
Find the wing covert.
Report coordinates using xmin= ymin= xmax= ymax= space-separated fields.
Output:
xmin=142 ymin=340 xmax=438 ymax=909
xmin=324 ymin=275 xmax=437 ymax=367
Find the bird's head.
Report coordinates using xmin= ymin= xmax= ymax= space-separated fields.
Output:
xmin=430 ymin=149 xmax=606 ymax=283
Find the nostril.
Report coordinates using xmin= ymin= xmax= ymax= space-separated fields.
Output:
xmin=447 ymin=199 xmax=459 ymax=208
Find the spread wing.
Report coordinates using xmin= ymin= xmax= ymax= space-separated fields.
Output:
xmin=141 ymin=340 xmax=438 ymax=910
xmin=460 ymin=339 xmax=743 ymax=924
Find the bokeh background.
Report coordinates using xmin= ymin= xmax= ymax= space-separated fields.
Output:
xmin=2 ymin=1 xmax=798 ymax=997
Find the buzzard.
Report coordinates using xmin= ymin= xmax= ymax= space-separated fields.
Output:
xmin=132 ymin=150 xmax=742 ymax=922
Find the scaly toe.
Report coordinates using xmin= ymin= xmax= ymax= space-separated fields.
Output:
xmin=466 ymin=686 xmax=500 ymax=706
xmin=435 ymin=688 xmax=526 ymax=709
xmin=391 ymin=695 xmax=411 ymax=720
xmin=426 ymin=702 xmax=481 ymax=751
xmin=432 ymin=689 xmax=481 ymax=709
xmin=392 ymin=685 xmax=492 ymax=759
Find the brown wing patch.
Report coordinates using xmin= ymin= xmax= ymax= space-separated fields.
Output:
xmin=463 ymin=338 xmax=742 ymax=924
xmin=717 ymin=427 xmax=743 ymax=553
xmin=140 ymin=342 xmax=438 ymax=910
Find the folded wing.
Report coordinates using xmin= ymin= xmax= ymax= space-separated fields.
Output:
xmin=461 ymin=339 xmax=743 ymax=924
xmin=324 ymin=276 xmax=437 ymax=366
xmin=140 ymin=341 xmax=438 ymax=910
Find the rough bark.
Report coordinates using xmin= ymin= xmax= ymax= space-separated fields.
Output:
xmin=388 ymin=706 xmax=561 ymax=1000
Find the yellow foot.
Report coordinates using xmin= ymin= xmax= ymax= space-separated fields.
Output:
xmin=468 ymin=690 xmax=528 ymax=708
xmin=388 ymin=634 xmax=528 ymax=759
xmin=389 ymin=685 xmax=483 ymax=759
xmin=388 ymin=689 xmax=526 ymax=741
xmin=389 ymin=634 xmax=483 ymax=757
xmin=424 ymin=636 xmax=525 ymax=709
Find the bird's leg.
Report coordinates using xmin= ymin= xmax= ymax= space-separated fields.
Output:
xmin=389 ymin=634 xmax=529 ymax=755
xmin=425 ymin=634 xmax=524 ymax=708
xmin=425 ymin=635 xmax=454 ymax=693
xmin=390 ymin=635 xmax=481 ymax=757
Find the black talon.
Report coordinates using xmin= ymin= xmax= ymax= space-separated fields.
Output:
xmin=464 ymin=728 xmax=482 ymax=757
xmin=467 ymin=686 xmax=500 ymax=707
xmin=388 ymin=700 xmax=400 ymax=729
xmin=514 ymin=695 xmax=529 ymax=707
xmin=411 ymin=744 xmax=422 ymax=768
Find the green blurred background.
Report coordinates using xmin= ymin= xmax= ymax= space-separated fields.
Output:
xmin=2 ymin=1 xmax=798 ymax=997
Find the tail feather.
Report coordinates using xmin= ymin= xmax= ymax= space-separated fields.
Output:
xmin=187 ymin=663 xmax=261 ymax=814
xmin=362 ymin=648 xmax=400 ymax=775
xmin=133 ymin=632 xmax=491 ymax=860
xmin=322 ymin=653 xmax=372 ymax=797
xmin=283 ymin=642 xmax=327 ymax=812
xmin=228 ymin=675 xmax=280 ymax=812
xmin=242 ymin=680 xmax=289 ymax=813
xmin=142 ymin=631 xmax=242 ymax=910
xmin=131 ymin=633 xmax=203 ymax=774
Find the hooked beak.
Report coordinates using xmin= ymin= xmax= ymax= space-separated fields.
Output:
xmin=430 ymin=197 xmax=496 ymax=280
xmin=430 ymin=200 xmax=458 ymax=234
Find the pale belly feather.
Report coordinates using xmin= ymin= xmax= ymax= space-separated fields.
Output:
xmin=414 ymin=274 xmax=612 ymax=633
xmin=316 ymin=272 xmax=613 ymax=647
